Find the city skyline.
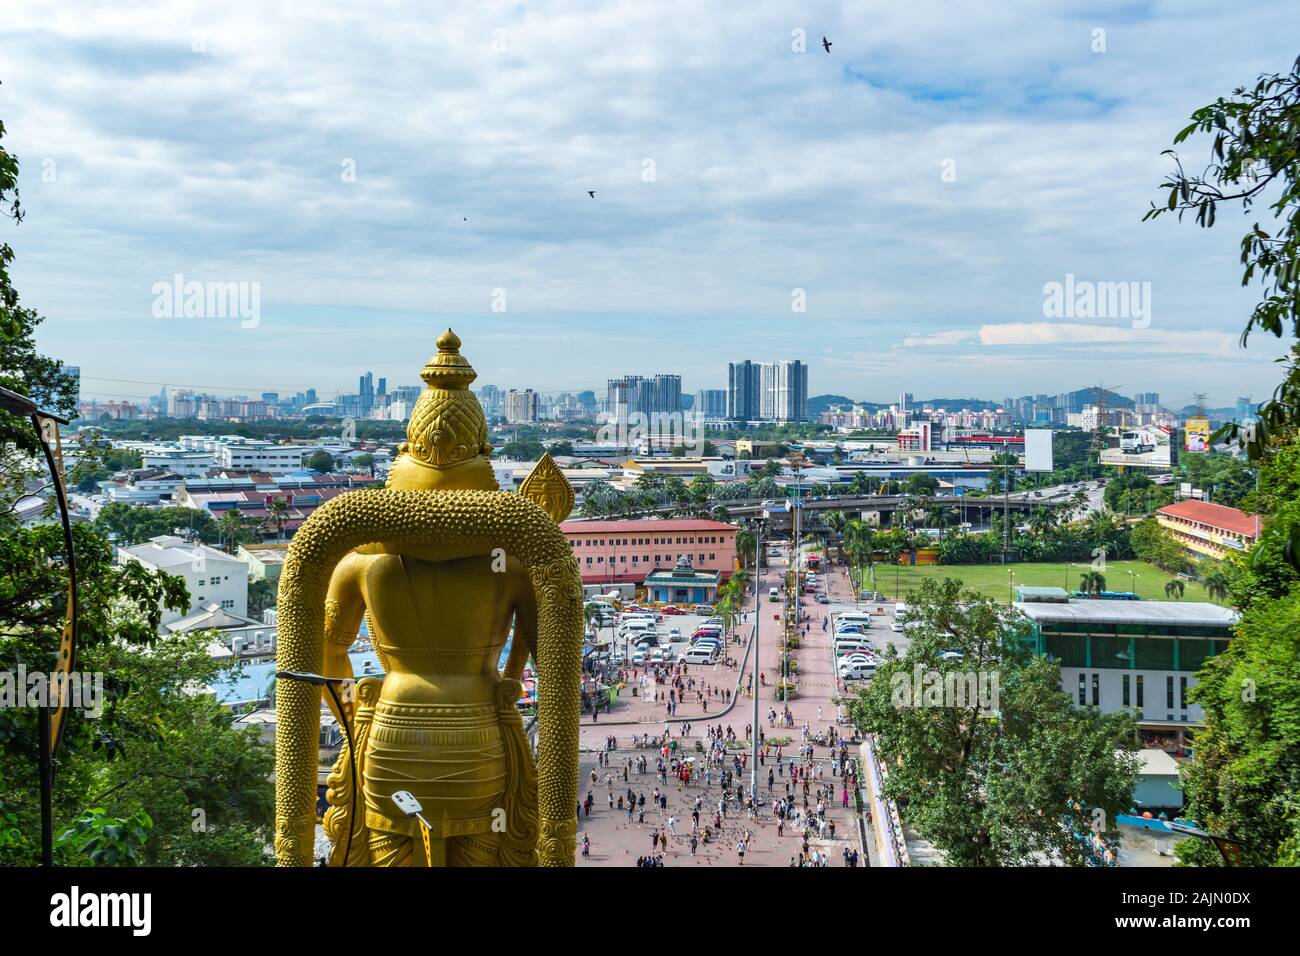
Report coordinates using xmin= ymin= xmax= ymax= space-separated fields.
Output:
xmin=2 ymin=2 xmax=1295 ymax=406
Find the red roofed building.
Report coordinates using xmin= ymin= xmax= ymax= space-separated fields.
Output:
xmin=1156 ymin=499 xmax=1260 ymax=559
xmin=560 ymin=518 xmax=737 ymax=585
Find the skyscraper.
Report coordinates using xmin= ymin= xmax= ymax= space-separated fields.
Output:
xmin=359 ymin=371 xmax=374 ymax=416
xmin=606 ymin=374 xmax=681 ymax=421
xmin=695 ymin=388 xmax=727 ymax=418
xmin=505 ymin=388 xmax=539 ymax=424
xmin=761 ymin=361 xmax=808 ymax=422
xmin=727 ymin=361 xmax=761 ymax=420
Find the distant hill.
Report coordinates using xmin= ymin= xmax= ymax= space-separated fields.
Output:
xmin=917 ymin=398 xmax=1000 ymax=412
xmin=807 ymin=394 xmax=858 ymax=417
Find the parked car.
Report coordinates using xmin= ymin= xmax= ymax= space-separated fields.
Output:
xmin=816 ymin=593 xmax=830 ymax=604
xmin=631 ymin=650 xmax=648 ymax=665
xmin=661 ymin=605 xmax=687 ymax=616
xmin=668 ymin=627 xmax=681 ymax=640
xmin=682 ymin=646 xmax=717 ymax=665
xmin=694 ymin=604 xmax=715 ymax=615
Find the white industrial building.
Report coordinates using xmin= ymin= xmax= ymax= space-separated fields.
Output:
xmin=117 ymin=535 xmax=249 ymax=627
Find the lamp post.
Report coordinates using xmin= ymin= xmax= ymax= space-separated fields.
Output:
xmin=0 ymin=385 xmax=77 ymax=868
xmin=750 ymin=516 xmax=763 ymax=804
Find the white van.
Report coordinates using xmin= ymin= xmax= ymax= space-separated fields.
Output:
xmin=836 ymin=611 xmax=872 ymax=628
xmin=835 ymin=642 xmax=873 ymax=659
xmin=769 ymin=587 xmax=780 ymax=602
xmin=834 ymin=635 xmax=873 ymax=652
xmin=682 ymin=646 xmax=719 ymax=665
xmin=620 ymin=620 xmax=657 ymax=642
xmin=839 ymin=660 xmax=878 ymax=681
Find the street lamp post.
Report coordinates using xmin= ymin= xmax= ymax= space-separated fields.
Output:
xmin=750 ymin=517 xmax=763 ymax=804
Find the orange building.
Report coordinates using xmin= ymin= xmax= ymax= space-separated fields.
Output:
xmin=560 ymin=518 xmax=737 ymax=585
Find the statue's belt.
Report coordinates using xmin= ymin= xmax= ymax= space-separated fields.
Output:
xmin=366 ymin=809 xmax=495 ymax=839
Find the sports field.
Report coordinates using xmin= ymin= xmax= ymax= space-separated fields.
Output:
xmin=858 ymin=560 xmax=1212 ymax=603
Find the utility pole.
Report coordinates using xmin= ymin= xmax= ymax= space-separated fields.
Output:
xmin=750 ymin=516 xmax=763 ymax=805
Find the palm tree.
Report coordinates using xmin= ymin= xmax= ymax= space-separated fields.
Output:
xmin=1079 ymin=570 xmax=1107 ymax=596
xmin=823 ymin=510 xmax=847 ymax=563
xmin=218 ymin=510 xmax=248 ymax=553
xmin=1027 ymin=506 xmax=1059 ymax=541
xmin=735 ymin=527 xmax=758 ymax=573
xmin=1203 ymin=568 xmax=1230 ymax=604
xmin=1164 ymin=578 xmax=1185 ymax=600
xmin=267 ymin=497 xmax=290 ymax=541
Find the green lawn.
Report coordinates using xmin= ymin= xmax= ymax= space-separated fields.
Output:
xmin=861 ymin=560 xmax=1212 ymax=604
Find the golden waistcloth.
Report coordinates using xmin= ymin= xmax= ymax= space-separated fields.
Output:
xmin=362 ymin=698 xmax=507 ymax=839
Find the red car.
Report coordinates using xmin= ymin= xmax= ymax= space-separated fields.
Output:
xmin=661 ymin=605 xmax=687 ymax=615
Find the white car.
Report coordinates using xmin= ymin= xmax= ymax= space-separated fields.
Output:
xmin=631 ymin=650 xmax=648 ymax=665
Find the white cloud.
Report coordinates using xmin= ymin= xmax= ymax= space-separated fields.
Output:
xmin=0 ymin=0 xmax=1293 ymax=403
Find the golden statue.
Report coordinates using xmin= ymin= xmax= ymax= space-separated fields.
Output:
xmin=273 ymin=329 xmax=582 ymax=866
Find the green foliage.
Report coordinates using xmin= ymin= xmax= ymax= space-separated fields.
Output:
xmin=1177 ymin=588 xmax=1300 ymax=866
xmin=850 ymin=578 xmax=1139 ymax=866
xmin=1145 ymin=56 xmax=1300 ymax=467
xmin=94 ymin=502 xmax=221 ymax=546
xmin=248 ymin=578 xmax=277 ymax=617
xmin=497 ymin=439 xmax=545 ymax=461
xmin=1129 ymin=517 xmax=1195 ymax=575
xmin=57 ymin=808 xmax=153 ymax=866
xmin=1103 ymin=472 xmax=1174 ymax=515
xmin=304 ymin=450 xmax=334 ymax=472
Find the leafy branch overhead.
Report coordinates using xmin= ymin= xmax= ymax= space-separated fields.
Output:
xmin=1145 ymin=55 xmax=1300 ymax=463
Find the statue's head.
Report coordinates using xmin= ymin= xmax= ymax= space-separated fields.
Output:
xmin=386 ymin=329 xmax=499 ymax=492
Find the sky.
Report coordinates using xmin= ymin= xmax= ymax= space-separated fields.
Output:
xmin=2 ymin=1 xmax=1297 ymax=407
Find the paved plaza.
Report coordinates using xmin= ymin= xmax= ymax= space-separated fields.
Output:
xmin=573 ymin=547 xmax=884 ymax=866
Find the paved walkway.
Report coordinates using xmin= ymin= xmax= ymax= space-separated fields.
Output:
xmin=574 ymin=548 xmax=869 ymax=867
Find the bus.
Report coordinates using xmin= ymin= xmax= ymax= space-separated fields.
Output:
xmin=806 ymin=553 xmax=821 ymax=572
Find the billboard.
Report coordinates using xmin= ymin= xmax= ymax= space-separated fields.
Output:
xmin=1185 ymin=417 xmax=1211 ymax=453
xmin=1098 ymin=424 xmax=1173 ymax=469
xmin=1024 ymin=429 xmax=1054 ymax=473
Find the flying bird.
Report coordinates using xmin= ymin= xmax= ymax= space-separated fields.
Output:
xmin=588 ymin=190 xmax=596 ymax=198
xmin=822 ymin=36 xmax=832 ymax=53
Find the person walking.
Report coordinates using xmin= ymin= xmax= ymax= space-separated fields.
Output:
xmin=736 ymin=837 xmax=747 ymax=865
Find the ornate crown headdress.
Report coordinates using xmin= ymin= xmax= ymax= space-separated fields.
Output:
xmin=399 ymin=329 xmax=493 ymax=468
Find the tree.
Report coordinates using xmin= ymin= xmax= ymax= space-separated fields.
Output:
xmin=1203 ymin=566 xmax=1231 ymax=603
xmin=497 ymin=438 xmax=546 ymax=461
xmin=1145 ymin=56 xmax=1300 ymax=471
xmin=904 ymin=473 xmax=939 ymax=496
xmin=0 ymin=118 xmax=275 ymax=865
xmin=1177 ymin=587 xmax=1300 ymax=866
xmin=304 ymin=450 xmax=334 ymax=472
xmin=849 ymin=578 xmax=1138 ymax=866
xmin=247 ymin=578 xmax=277 ymax=618
xmin=1079 ymin=570 xmax=1107 ymax=596
xmin=217 ymin=510 xmax=254 ymax=553
xmin=94 ymin=503 xmax=221 ymax=546
xmin=266 ymin=497 xmax=290 ymax=541
xmin=548 ymin=440 xmax=574 ymax=457
xmin=1164 ymin=578 xmax=1186 ymax=600
xmin=0 ymin=116 xmax=77 ymax=453
xmin=0 ymin=525 xmax=275 ymax=866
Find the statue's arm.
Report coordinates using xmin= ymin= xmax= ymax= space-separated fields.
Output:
xmin=321 ymin=552 xmax=367 ymax=726
xmin=503 ymin=562 xmax=538 ymax=680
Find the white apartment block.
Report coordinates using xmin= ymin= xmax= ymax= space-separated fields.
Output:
xmin=118 ymin=535 xmax=249 ymax=627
